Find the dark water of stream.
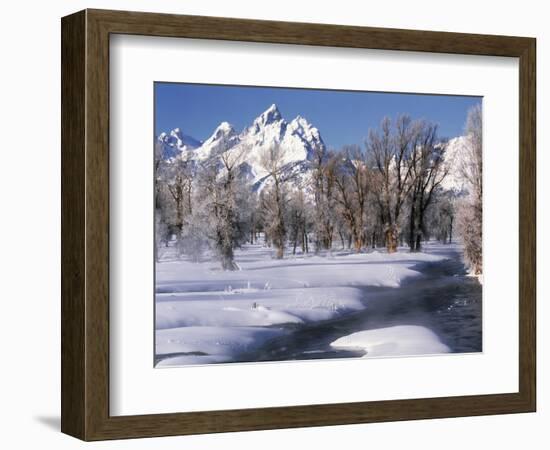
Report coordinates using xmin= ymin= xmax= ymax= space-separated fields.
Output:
xmin=238 ymin=248 xmax=482 ymax=363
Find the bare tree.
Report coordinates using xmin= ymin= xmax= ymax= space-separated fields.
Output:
xmin=247 ymin=193 xmax=260 ymax=244
xmin=162 ymin=157 xmax=193 ymax=240
xmin=154 ymin=141 xmax=197 ymax=260
xmin=346 ymin=145 xmax=371 ymax=250
xmin=333 ymin=160 xmax=358 ymax=250
xmin=154 ymin=141 xmax=168 ymax=262
xmin=368 ymin=116 xmax=417 ymax=253
xmin=287 ymin=188 xmax=309 ymax=255
xmin=197 ymin=142 xmax=249 ymax=270
xmin=259 ymin=144 xmax=288 ymax=259
xmin=333 ymin=149 xmax=370 ymax=252
xmin=460 ymin=105 xmax=483 ymax=205
xmin=457 ymin=105 xmax=483 ymax=274
xmin=311 ymin=145 xmax=337 ymax=252
xmin=407 ymin=123 xmax=449 ymax=252
xmin=428 ymin=192 xmax=455 ymax=244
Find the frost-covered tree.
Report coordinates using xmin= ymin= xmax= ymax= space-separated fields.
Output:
xmin=197 ymin=143 xmax=250 ymax=270
xmin=247 ymin=193 xmax=260 ymax=245
xmin=460 ymin=105 xmax=483 ymax=205
xmin=333 ymin=145 xmax=372 ymax=252
xmin=177 ymin=211 xmax=208 ymax=263
xmin=154 ymin=142 xmax=195 ymax=259
xmin=154 ymin=212 xmax=170 ymax=262
xmin=457 ymin=105 xmax=483 ymax=274
xmin=286 ymin=188 xmax=309 ymax=254
xmin=260 ymin=144 xmax=288 ymax=259
xmin=161 ymin=156 xmax=194 ymax=242
xmin=428 ymin=192 xmax=455 ymax=244
xmin=311 ymin=145 xmax=337 ymax=252
xmin=154 ymin=142 xmax=169 ymax=262
xmin=333 ymin=158 xmax=358 ymax=249
xmin=348 ymin=147 xmax=371 ymax=250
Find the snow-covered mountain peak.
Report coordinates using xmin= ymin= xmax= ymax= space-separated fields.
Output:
xmin=157 ymin=104 xmax=327 ymax=188
xmin=157 ymin=128 xmax=202 ymax=159
xmin=254 ymin=103 xmax=283 ymax=127
xmin=194 ymin=122 xmax=239 ymax=161
xmin=289 ymin=115 xmax=322 ymax=143
xmin=202 ymin=121 xmax=237 ymax=147
xmin=217 ymin=121 xmax=234 ymax=132
xmin=290 ymin=114 xmax=308 ymax=127
xmin=170 ymin=127 xmax=183 ymax=138
xmin=207 ymin=121 xmax=236 ymax=141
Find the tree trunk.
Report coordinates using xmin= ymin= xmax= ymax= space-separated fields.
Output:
xmin=220 ymin=242 xmax=238 ymax=271
xmin=408 ymin=203 xmax=416 ymax=251
xmin=221 ymin=254 xmax=238 ymax=271
xmin=414 ymin=233 xmax=422 ymax=252
xmin=175 ymin=197 xmax=183 ymax=236
xmin=385 ymin=226 xmax=398 ymax=253
xmin=338 ymin=230 xmax=345 ymax=250
xmin=412 ymin=205 xmax=425 ymax=252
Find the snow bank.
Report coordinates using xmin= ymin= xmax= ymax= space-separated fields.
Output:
xmin=157 ymin=354 xmax=229 ymax=367
xmin=156 ymin=245 xmax=446 ymax=293
xmin=156 ymin=326 xmax=284 ymax=366
xmin=156 ymin=287 xmax=365 ymax=329
xmin=330 ymin=325 xmax=450 ymax=357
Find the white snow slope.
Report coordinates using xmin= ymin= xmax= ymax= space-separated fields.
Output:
xmin=440 ymin=135 xmax=470 ymax=193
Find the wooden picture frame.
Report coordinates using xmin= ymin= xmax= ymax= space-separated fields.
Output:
xmin=61 ymin=9 xmax=536 ymax=441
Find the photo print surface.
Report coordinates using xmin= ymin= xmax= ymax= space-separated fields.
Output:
xmin=154 ymin=83 xmax=483 ymax=367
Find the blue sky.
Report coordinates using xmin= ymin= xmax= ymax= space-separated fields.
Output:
xmin=155 ymin=82 xmax=481 ymax=148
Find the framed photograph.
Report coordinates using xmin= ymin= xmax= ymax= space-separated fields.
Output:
xmin=61 ymin=9 xmax=536 ymax=440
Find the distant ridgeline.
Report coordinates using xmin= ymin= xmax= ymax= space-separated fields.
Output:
xmin=156 ymin=104 xmax=468 ymax=194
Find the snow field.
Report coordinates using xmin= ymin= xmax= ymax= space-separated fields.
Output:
xmin=155 ymin=242 xmax=448 ymax=366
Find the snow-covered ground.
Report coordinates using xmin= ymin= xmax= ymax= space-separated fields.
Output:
xmin=155 ymin=240 xmax=453 ymax=366
xmin=156 ymin=244 xmax=452 ymax=367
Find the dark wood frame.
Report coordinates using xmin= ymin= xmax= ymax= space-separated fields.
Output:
xmin=61 ymin=8 xmax=536 ymax=441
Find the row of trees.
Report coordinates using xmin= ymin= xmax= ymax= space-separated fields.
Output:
xmin=155 ymin=106 xmax=482 ymax=274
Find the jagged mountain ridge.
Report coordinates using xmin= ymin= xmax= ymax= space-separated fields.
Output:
xmin=157 ymin=104 xmax=466 ymax=193
xmin=157 ymin=104 xmax=325 ymax=189
xmin=157 ymin=128 xmax=202 ymax=159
